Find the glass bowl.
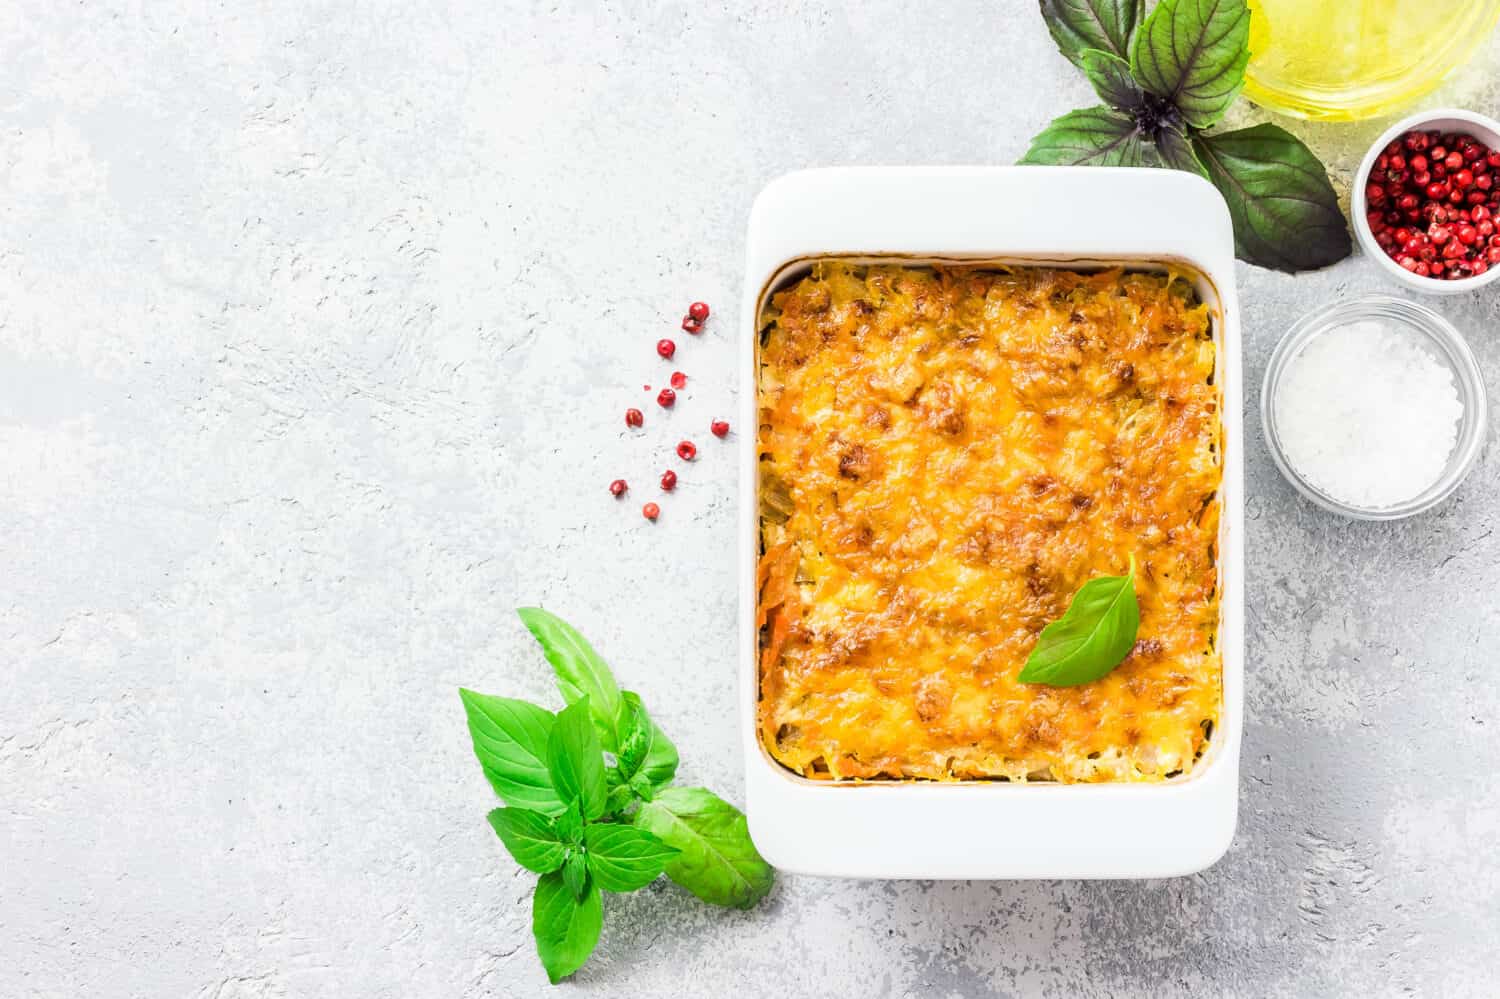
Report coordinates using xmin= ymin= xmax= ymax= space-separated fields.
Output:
xmin=1261 ymin=296 xmax=1487 ymax=520
xmin=1243 ymin=0 xmax=1500 ymax=121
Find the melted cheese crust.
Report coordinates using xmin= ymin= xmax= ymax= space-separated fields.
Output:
xmin=757 ymin=263 xmax=1220 ymax=783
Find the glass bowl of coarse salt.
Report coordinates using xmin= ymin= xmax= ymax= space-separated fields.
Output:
xmin=1262 ymin=296 xmax=1487 ymax=520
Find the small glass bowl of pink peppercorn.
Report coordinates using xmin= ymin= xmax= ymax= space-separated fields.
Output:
xmin=1354 ymin=108 xmax=1500 ymax=295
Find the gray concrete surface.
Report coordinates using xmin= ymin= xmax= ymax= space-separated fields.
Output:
xmin=4 ymin=2 xmax=1500 ymax=996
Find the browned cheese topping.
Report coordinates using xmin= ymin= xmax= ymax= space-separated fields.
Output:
xmin=757 ymin=263 xmax=1221 ymax=783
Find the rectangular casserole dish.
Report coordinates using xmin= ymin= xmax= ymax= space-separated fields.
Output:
xmin=738 ymin=167 xmax=1243 ymax=879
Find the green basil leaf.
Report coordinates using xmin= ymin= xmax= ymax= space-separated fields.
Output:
xmin=632 ymin=787 xmax=774 ymax=909
xmin=1039 ymin=0 xmax=1143 ymax=70
xmin=1080 ymin=49 xmax=1143 ymax=111
xmin=1156 ymin=124 xmax=1208 ymax=178
xmin=604 ymin=782 xmax=635 ymax=816
xmin=1129 ymin=0 xmax=1250 ymax=129
xmin=532 ymin=869 xmax=602 ymax=984
xmin=555 ymin=801 xmax=584 ymax=845
xmin=518 ymin=607 xmax=624 ymax=750
xmin=583 ymin=822 xmax=680 ymax=893
xmin=1193 ymin=124 xmax=1353 ymax=272
xmin=627 ymin=771 xmax=656 ymax=802
xmin=486 ymin=807 xmax=565 ymax=873
xmin=615 ymin=691 xmax=679 ymax=788
xmin=615 ymin=693 xmax=653 ymax=777
xmin=1019 ymin=559 xmax=1139 ymax=686
xmin=562 ymin=850 xmax=589 ymax=900
xmin=547 ymin=698 xmax=608 ymax=821
xmin=1020 ymin=107 xmax=1161 ymax=167
xmin=458 ymin=689 xmax=564 ymax=816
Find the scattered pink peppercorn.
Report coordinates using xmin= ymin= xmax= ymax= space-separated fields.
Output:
xmin=642 ymin=502 xmax=659 ymax=521
xmin=660 ymin=469 xmax=677 ymax=491
xmin=657 ymin=388 xmax=675 ymax=408
xmin=657 ymin=338 xmax=676 ymax=359
xmin=688 ymin=301 xmax=710 ymax=322
xmin=711 ymin=419 xmax=730 ymax=438
xmin=670 ymin=371 xmax=687 ymax=389
xmin=676 ymin=440 xmax=697 ymax=461
xmin=625 ymin=408 xmax=644 ymax=428
xmin=681 ymin=316 xmax=703 ymax=334
xmin=609 ymin=479 xmax=628 ymax=497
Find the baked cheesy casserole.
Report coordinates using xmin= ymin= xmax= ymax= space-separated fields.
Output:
xmin=756 ymin=262 xmax=1221 ymax=784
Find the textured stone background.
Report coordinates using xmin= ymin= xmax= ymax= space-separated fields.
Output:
xmin=4 ymin=2 xmax=1500 ymax=997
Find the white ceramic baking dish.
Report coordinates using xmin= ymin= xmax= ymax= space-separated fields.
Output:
xmin=737 ymin=167 xmax=1244 ymax=879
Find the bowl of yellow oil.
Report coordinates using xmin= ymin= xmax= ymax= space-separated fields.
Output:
xmin=1244 ymin=0 xmax=1500 ymax=121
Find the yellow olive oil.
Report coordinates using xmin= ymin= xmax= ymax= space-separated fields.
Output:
xmin=1244 ymin=0 xmax=1500 ymax=120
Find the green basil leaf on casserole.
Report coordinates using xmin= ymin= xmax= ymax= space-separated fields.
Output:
xmin=1019 ymin=558 xmax=1140 ymax=687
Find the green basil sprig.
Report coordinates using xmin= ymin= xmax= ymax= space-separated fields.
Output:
xmin=1019 ymin=558 xmax=1141 ymax=686
xmin=460 ymin=608 xmax=773 ymax=984
xmin=1022 ymin=0 xmax=1351 ymax=272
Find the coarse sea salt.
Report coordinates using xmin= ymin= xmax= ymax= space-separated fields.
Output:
xmin=1274 ymin=319 xmax=1463 ymax=509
